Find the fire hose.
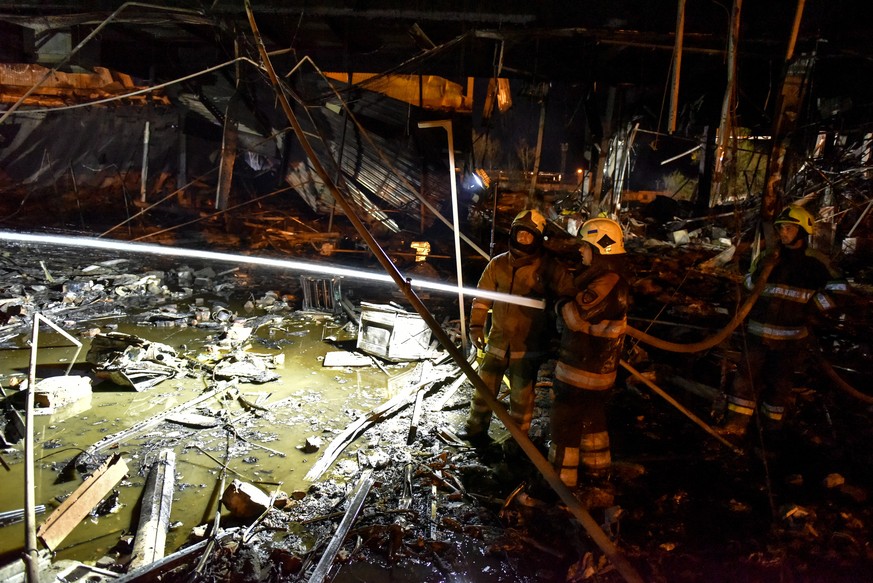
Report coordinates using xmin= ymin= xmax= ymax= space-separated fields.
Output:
xmin=624 ymin=254 xmax=777 ymax=353
xmin=809 ymin=338 xmax=873 ymax=405
xmin=624 ymin=251 xmax=872 ymax=405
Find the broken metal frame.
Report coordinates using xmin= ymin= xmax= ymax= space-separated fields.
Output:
xmin=114 ymin=538 xmax=210 ymax=583
xmin=285 ymin=54 xmax=491 ymax=260
xmin=245 ymin=4 xmax=644 ymax=581
xmin=418 ymin=120 xmax=469 ymax=353
xmin=193 ymin=434 xmax=231 ymax=578
xmin=307 ymin=469 xmax=375 ymax=583
xmin=23 ymin=313 xmax=84 ymax=583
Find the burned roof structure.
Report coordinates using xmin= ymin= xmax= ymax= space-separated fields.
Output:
xmin=0 ymin=0 xmax=870 ymax=239
xmin=2 ymin=2 xmax=873 ymax=583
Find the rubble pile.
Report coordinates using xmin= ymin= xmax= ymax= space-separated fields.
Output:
xmin=1 ymin=233 xmax=872 ymax=583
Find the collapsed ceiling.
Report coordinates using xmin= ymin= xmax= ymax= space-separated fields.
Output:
xmin=0 ymin=1 xmax=871 ymax=237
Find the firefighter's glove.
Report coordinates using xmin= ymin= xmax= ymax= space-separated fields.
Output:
xmin=470 ymin=326 xmax=486 ymax=350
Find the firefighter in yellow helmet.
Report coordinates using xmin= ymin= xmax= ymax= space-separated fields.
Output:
xmin=458 ymin=209 xmax=575 ymax=444
xmin=719 ymin=204 xmax=840 ymax=438
xmin=550 ymin=217 xmax=629 ymax=493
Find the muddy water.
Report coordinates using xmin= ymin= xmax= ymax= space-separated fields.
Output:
xmin=0 ymin=312 xmax=405 ymax=564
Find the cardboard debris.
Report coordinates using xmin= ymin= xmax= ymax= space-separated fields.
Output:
xmin=87 ymin=332 xmax=189 ymax=391
xmin=322 ymin=351 xmax=372 ymax=367
xmin=212 ymin=351 xmax=280 ymax=383
xmin=221 ymin=480 xmax=271 ymax=520
xmin=165 ymin=413 xmax=222 ymax=429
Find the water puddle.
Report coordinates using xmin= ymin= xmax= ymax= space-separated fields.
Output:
xmin=1 ymin=311 xmax=410 ymax=563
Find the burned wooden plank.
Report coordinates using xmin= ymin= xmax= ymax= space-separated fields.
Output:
xmin=129 ymin=450 xmax=176 ymax=571
xmin=113 ymin=539 xmax=209 ymax=583
xmin=430 ymin=364 xmax=475 ymax=411
xmin=37 ymin=453 xmax=129 ymax=551
xmin=406 ymin=387 xmax=425 ymax=445
xmin=308 ymin=469 xmax=375 ymax=583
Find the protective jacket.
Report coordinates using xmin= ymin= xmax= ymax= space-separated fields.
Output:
xmin=470 ymin=250 xmax=574 ymax=360
xmin=745 ymin=246 xmax=837 ymax=343
xmin=555 ymin=266 xmax=629 ymax=390
xmin=724 ymin=243 xmax=840 ymax=427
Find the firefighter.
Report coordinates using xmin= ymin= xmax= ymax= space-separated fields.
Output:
xmin=550 ymin=217 xmax=629 ymax=489
xmin=720 ymin=204 xmax=839 ymax=437
xmin=458 ymin=209 xmax=574 ymax=444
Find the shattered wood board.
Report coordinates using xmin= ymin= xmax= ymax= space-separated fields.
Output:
xmin=322 ymin=351 xmax=372 ymax=367
xmin=37 ymin=454 xmax=129 ymax=551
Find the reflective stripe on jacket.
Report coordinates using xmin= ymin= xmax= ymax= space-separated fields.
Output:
xmin=471 ymin=250 xmax=575 ymax=359
xmin=556 ymin=268 xmax=628 ymax=390
xmin=745 ymin=246 xmax=837 ymax=342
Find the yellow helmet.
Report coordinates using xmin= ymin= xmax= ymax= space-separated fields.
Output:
xmin=579 ymin=217 xmax=625 ymax=255
xmin=512 ymin=209 xmax=547 ymax=235
xmin=774 ymin=204 xmax=814 ymax=235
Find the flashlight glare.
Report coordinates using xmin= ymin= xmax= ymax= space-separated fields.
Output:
xmin=1 ymin=231 xmax=545 ymax=310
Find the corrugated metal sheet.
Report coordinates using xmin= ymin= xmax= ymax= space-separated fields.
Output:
xmin=292 ymin=72 xmax=459 ymax=232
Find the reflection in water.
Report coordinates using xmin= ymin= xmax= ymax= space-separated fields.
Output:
xmin=0 ymin=312 xmax=403 ymax=563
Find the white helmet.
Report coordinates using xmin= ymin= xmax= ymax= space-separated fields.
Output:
xmin=579 ymin=218 xmax=625 ymax=255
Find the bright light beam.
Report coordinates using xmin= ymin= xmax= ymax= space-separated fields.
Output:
xmin=1 ymin=231 xmax=545 ymax=309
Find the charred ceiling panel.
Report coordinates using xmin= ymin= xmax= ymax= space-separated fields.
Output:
xmin=0 ymin=106 xmax=179 ymax=192
xmin=0 ymin=62 xmax=180 ymax=194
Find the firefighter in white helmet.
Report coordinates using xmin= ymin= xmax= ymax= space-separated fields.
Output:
xmin=550 ymin=217 xmax=629 ymax=493
xmin=458 ymin=209 xmax=575 ymax=444
xmin=719 ymin=204 xmax=840 ymax=438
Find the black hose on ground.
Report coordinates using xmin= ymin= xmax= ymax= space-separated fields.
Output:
xmin=627 ymin=251 xmax=871 ymax=405
xmin=625 ymin=253 xmax=777 ymax=353
xmin=808 ymin=338 xmax=873 ymax=405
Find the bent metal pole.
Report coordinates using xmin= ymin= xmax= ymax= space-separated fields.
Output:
xmin=244 ymin=4 xmax=643 ymax=582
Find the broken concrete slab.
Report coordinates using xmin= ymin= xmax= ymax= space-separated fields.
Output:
xmin=32 ymin=375 xmax=92 ymax=415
